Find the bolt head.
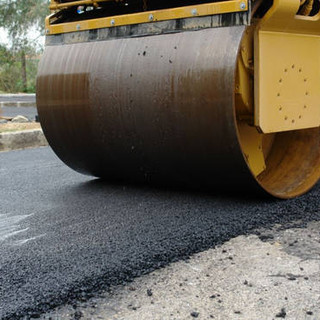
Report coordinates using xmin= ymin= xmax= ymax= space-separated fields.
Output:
xmin=149 ymin=14 xmax=154 ymax=21
xmin=110 ymin=19 xmax=115 ymax=26
xmin=240 ymin=2 xmax=246 ymax=10
xmin=76 ymin=24 xmax=81 ymax=30
xmin=191 ymin=9 xmax=197 ymax=15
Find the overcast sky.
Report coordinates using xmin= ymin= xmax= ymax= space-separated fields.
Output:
xmin=0 ymin=26 xmax=45 ymax=48
xmin=0 ymin=27 xmax=10 ymax=45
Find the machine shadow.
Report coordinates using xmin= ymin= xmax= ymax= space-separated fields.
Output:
xmin=68 ymin=177 xmax=320 ymax=234
xmin=76 ymin=176 xmax=273 ymax=204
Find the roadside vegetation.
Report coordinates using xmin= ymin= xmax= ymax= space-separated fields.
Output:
xmin=0 ymin=0 xmax=49 ymax=93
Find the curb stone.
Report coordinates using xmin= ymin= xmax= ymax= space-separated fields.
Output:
xmin=0 ymin=129 xmax=48 ymax=152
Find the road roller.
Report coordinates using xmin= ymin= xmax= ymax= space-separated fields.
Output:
xmin=37 ymin=0 xmax=320 ymax=198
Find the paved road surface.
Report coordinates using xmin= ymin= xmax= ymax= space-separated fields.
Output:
xmin=1 ymin=106 xmax=38 ymax=120
xmin=0 ymin=94 xmax=35 ymax=103
xmin=1 ymin=147 xmax=320 ymax=319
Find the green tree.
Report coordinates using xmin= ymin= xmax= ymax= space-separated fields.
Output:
xmin=0 ymin=0 xmax=49 ymax=92
xmin=0 ymin=44 xmax=16 ymax=92
xmin=0 ymin=43 xmax=41 ymax=93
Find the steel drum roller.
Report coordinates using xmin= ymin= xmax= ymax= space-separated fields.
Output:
xmin=37 ymin=0 xmax=320 ymax=198
xmin=37 ymin=27 xmax=252 ymax=186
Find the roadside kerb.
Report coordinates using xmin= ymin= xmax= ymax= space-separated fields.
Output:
xmin=0 ymin=129 xmax=48 ymax=152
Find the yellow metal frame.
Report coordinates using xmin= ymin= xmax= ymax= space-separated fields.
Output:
xmin=45 ymin=0 xmax=248 ymax=35
xmin=235 ymin=26 xmax=267 ymax=177
xmin=254 ymin=0 xmax=320 ymax=133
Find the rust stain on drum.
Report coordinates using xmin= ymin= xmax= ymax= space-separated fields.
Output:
xmin=37 ymin=26 xmax=255 ymax=189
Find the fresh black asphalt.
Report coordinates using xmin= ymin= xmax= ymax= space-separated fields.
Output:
xmin=0 ymin=147 xmax=320 ymax=319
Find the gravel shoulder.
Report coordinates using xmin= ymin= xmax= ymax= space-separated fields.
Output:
xmin=42 ymin=221 xmax=320 ymax=320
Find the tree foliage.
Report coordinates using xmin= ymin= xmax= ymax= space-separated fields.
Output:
xmin=0 ymin=0 xmax=49 ymax=92
xmin=0 ymin=44 xmax=40 ymax=93
xmin=0 ymin=0 xmax=49 ymax=42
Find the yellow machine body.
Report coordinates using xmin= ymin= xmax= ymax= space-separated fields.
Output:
xmin=37 ymin=0 xmax=320 ymax=198
xmin=255 ymin=0 xmax=320 ymax=133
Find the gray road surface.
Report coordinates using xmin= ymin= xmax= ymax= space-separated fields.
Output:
xmin=1 ymin=106 xmax=38 ymax=120
xmin=0 ymin=94 xmax=35 ymax=103
xmin=1 ymin=147 xmax=320 ymax=319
